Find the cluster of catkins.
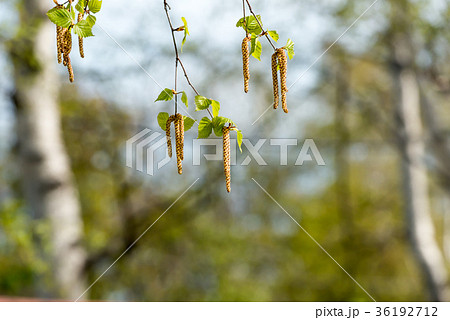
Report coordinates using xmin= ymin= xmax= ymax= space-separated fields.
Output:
xmin=272 ymin=48 xmax=288 ymax=113
xmin=54 ymin=2 xmax=84 ymax=82
xmin=165 ymin=114 xmax=185 ymax=175
xmin=241 ymin=37 xmax=289 ymax=113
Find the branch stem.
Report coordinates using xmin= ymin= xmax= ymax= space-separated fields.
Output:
xmin=244 ymin=0 xmax=276 ymax=50
xmin=163 ymin=0 xmax=213 ymax=119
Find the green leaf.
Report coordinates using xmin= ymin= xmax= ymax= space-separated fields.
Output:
xmin=73 ymin=20 xmax=94 ymax=38
xmin=236 ymin=15 xmax=263 ymax=35
xmin=86 ymin=15 xmax=97 ymax=27
xmin=250 ymin=36 xmax=262 ymax=60
xmin=231 ymin=128 xmax=243 ymax=152
xmin=181 ymin=91 xmax=188 ymax=109
xmin=236 ymin=130 xmax=243 ymax=152
xmin=198 ymin=117 xmax=213 ymax=138
xmin=69 ymin=6 xmax=76 ymax=21
xmin=212 ymin=116 xmax=233 ymax=137
xmin=183 ymin=116 xmax=195 ymax=131
xmin=211 ymin=100 xmax=220 ymax=117
xmin=88 ymin=0 xmax=102 ymax=14
xmin=75 ymin=0 xmax=87 ymax=13
xmin=285 ymin=39 xmax=295 ymax=60
xmin=47 ymin=8 xmax=73 ymax=28
xmin=157 ymin=112 xmax=170 ymax=131
xmin=181 ymin=17 xmax=189 ymax=52
xmin=268 ymin=30 xmax=279 ymax=42
xmin=155 ymin=88 xmax=174 ymax=102
xmin=194 ymin=95 xmax=211 ymax=111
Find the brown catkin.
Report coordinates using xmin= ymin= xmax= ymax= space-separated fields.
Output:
xmin=62 ymin=29 xmax=74 ymax=81
xmin=67 ymin=56 xmax=74 ymax=82
xmin=62 ymin=28 xmax=72 ymax=66
xmin=165 ymin=115 xmax=176 ymax=158
xmin=55 ymin=4 xmax=64 ymax=64
xmin=174 ymin=113 xmax=183 ymax=175
xmin=56 ymin=25 xmax=63 ymax=64
xmin=178 ymin=113 xmax=185 ymax=160
xmin=77 ymin=13 xmax=84 ymax=58
xmin=281 ymin=91 xmax=287 ymax=113
xmin=61 ymin=29 xmax=68 ymax=66
xmin=223 ymin=126 xmax=231 ymax=193
xmin=277 ymin=48 xmax=288 ymax=113
xmin=271 ymin=52 xmax=279 ymax=109
xmin=242 ymin=37 xmax=250 ymax=93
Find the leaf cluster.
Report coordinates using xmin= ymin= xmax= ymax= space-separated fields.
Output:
xmin=155 ymin=89 xmax=243 ymax=152
xmin=236 ymin=15 xmax=295 ymax=60
xmin=47 ymin=0 xmax=102 ymax=38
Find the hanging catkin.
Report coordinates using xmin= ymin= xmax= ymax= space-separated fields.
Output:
xmin=62 ymin=29 xmax=71 ymax=64
xmin=178 ymin=113 xmax=185 ymax=160
xmin=77 ymin=13 xmax=85 ymax=58
xmin=277 ymin=48 xmax=288 ymax=113
xmin=174 ymin=113 xmax=184 ymax=175
xmin=54 ymin=4 xmax=64 ymax=64
xmin=56 ymin=25 xmax=63 ymax=64
xmin=62 ymin=29 xmax=74 ymax=82
xmin=242 ymin=36 xmax=250 ymax=93
xmin=165 ymin=115 xmax=176 ymax=158
xmin=67 ymin=56 xmax=74 ymax=82
xmin=223 ymin=126 xmax=231 ymax=193
xmin=271 ymin=52 xmax=279 ymax=109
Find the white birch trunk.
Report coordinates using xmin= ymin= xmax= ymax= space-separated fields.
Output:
xmin=392 ymin=38 xmax=449 ymax=301
xmin=10 ymin=0 xmax=88 ymax=300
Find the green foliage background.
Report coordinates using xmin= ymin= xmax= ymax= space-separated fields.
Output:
xmin=0 ymin=0 xmax=449 ymax=301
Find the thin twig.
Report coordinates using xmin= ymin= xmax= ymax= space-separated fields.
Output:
xmin=84 ymin=0 xmax=89 ymax=13
xmin=163 ymin=0 xmax=179 ymax=114
xmin=163 ymin=0 xmax=213 ymax=119
xmin=242 ymin=0 xmax=248 ymax=36
xmin=178 ymin=59 xmax=213 ymax=118
xmin=244 ymin=0 xmax=276 ymax=51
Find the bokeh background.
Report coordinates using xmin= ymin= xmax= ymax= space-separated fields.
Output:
xmin=0 ymin=0 xmax=449 ymax=301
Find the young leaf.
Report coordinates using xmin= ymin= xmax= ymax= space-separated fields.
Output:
xmin=181 ymin=17 xmax=189 ymax=52
xmin=268 ymin=30 xmax=279 ymax=42
xmin=75 ymin=0 xmax=87 ymax=13
xmin=285 ymin=39 xmax=295 ymax=60
xmin=236 ymin=15 xmax=263 ymax=35
xmin=212 ymin=116 xmax=233 ymax=137
xmin=249 ymin=35 xmax=257 ymax=55
xmin=250 ymin=37 xmax=262 ymax=61
xmin=88 ymin=0 xmax=102 ymax=14
xmin=157 ymin=112 xmax=170 ymax=131
xmin=73 ymin=20 xmax=94 ymax=38
xmin=195 ymin=95 xmax=211 ymax=111
xmin=69 ymin=6 xmax=76 ymax=21
xmin=86 ymin=15 xmax=97 ymax=27
xmin=183 ymin=116 xmax=195 ymax=131
xmin=198 ymin=117 xmax=213 ymax=138
xmin=231 ymin=128 xmax=243 ymax=152
xmin=181 ymin=91 xmax=188 ymax=109
xmin=236 ymin=130 xmax=243 ymax=152
xmin=155 ymin=88 xmax=174 ymax=102
xmin=47 ymin=8 xmax=73 ymax=28
xmin=211 ymin=100 xmax=220 ymax=117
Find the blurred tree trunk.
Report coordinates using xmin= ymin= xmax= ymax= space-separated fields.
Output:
xmin=9 ymin=0 xmax=87 ymax=300
xmin=334 ymin=55 xmax=357 ymax=298
xmin=391 ymin=33 xmax=449 ymax=301
xmin=334 ymin=54 xmax=354 ymax=236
